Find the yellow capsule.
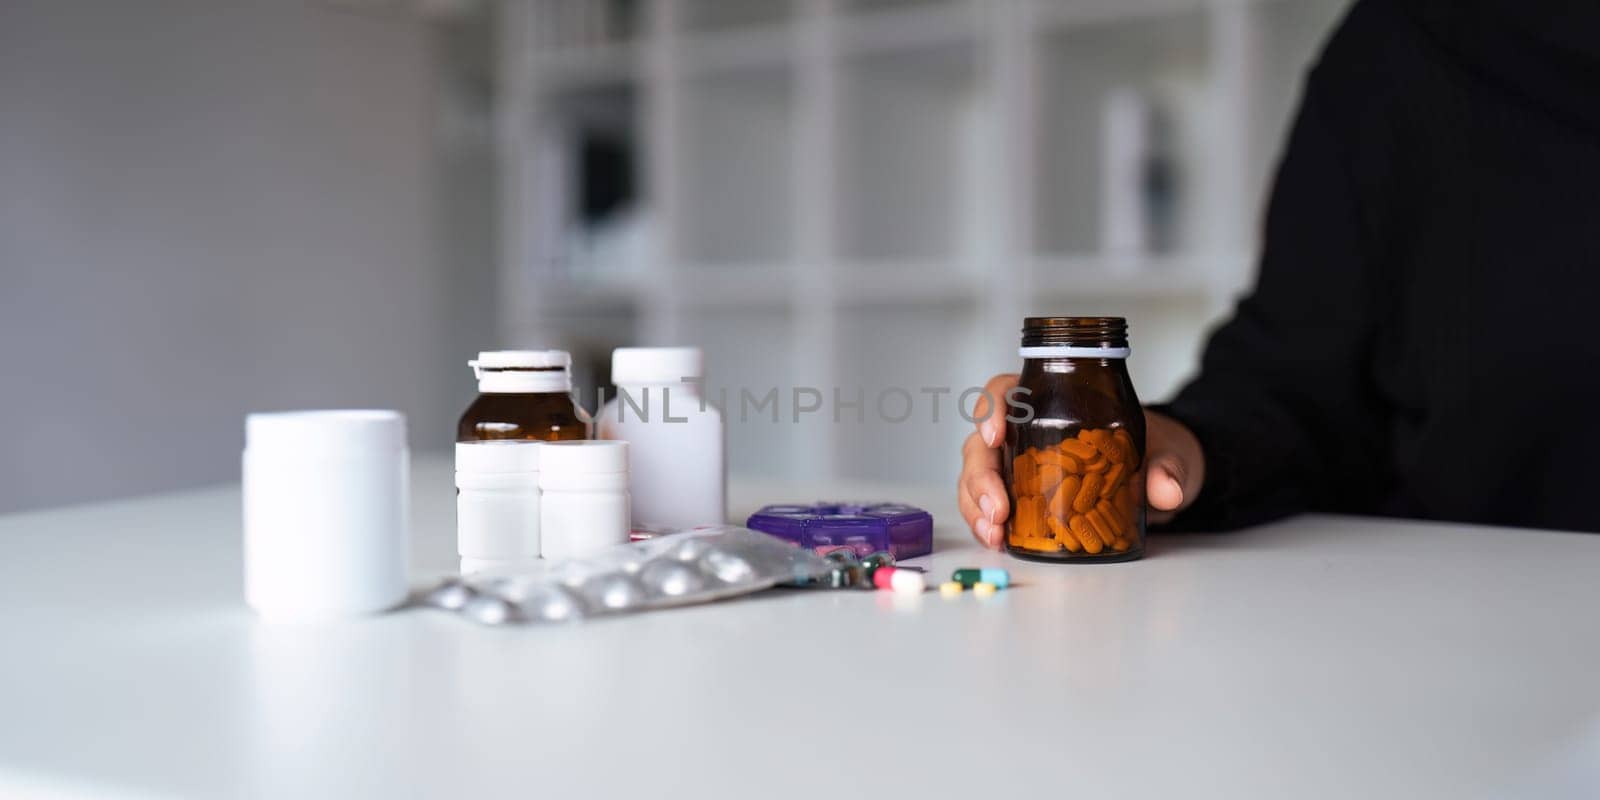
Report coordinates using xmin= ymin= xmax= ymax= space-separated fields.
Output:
xmin=973 ymin=582 xmax=998 ymax=597
xmin=939 ymin=580 xmax=964 ymax=597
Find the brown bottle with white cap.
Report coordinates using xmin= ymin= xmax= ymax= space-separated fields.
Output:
xmin=457 ymin=350 xmax=588 ymax=442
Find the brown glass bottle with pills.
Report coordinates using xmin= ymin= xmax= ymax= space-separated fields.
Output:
xmin=457 ymin=350 xmax=588 ymax=442
xmin=1004 ymin=317 xmax=1146 ymax=562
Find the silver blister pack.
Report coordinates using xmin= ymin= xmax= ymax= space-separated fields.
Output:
xmin=422 ymin=526 xmax=836 ymax=625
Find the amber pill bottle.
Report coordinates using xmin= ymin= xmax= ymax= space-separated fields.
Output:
xmin=457 ymin=350 xmax=589 ymax=442
xmin=1004 ymin=317 xmax=1146 ymax=563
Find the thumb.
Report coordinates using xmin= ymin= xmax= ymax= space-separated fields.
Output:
xmin=1141 ymin=409 xmax=1206 ymax=525
xmin=1146 ymin=454 xmax=1189 ymax=514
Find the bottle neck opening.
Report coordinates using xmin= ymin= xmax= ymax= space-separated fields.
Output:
xmin=1020 ymin=316 xmax=1130 ymax=357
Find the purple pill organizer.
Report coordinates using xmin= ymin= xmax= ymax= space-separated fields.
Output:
xmin=745 ymin=502 xmax=934 ymax=560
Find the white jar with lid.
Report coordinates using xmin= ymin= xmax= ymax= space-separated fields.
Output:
xmin=243 ymin=410 xmax=409 ymax=620
xmin=539 ymin=440 xmax=630 ymax=560
xmin=597 ymin=347 xmax=725 ymax=528
xmin=455 ymin=440 xmax=541 ymax=575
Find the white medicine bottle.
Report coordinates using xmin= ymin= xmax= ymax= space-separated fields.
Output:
xmin=598 ymin=347 xmax=725 ymax=529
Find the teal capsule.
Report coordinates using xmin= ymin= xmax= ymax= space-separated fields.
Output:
xmin=951 ymin=567 xmax=1010 ymax=590
xmin=859 ymin=551 xmax=894 ymax=579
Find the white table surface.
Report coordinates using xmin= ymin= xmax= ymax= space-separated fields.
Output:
xmin=2 ymin=456 xmax=1598 ymax=799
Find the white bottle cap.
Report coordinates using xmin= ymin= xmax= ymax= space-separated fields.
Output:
xmin=611 ymin=347 xmax=703 ymax=385
xmin=455 ymin=440 xmax=541 ymax=474
xmin=469 ymin=350 xmax=573 ymax=393
xmin=243 ymin=410 xmax=410 ymax=621
xmin=246 ymin=409 xmax=405 ymax=460
xmin=539 ymin=440 xmax=628 ymax=475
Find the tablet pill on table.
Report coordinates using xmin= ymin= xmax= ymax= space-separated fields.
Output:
xmin=939 ymin=581 xmax=964 ymax=597
xmin=973 ymin=582 xmax=998 ymax=598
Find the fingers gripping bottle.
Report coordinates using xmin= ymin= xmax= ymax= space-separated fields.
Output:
xmin=1004 ymin=317 xmax=1146 ymax=562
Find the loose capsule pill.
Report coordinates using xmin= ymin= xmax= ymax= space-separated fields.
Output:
xmin=890 ymin=569 xmax=926 ymax=594
xmin=973 ymin=582 xmax=998 ymax=598
xmin=951 ymin=567 xmax=1010 ymax=590
xmin=939 ymin=581 xmax=964 ymax=597
xmin=871 ymin=565 xmax=895 ymax=590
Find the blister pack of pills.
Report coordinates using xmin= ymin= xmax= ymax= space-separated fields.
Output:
xmin=422 ymin=526 xmax=837 ymax=625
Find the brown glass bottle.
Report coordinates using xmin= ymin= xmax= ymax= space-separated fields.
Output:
xmin=1003 ymin=317 xmax=1146 ymax=563
xmin=457 ymin=350 xmax=589 ymax=442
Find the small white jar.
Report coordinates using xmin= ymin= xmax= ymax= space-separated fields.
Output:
xmin=243 ymin=410 xmax=409 ymax=620
xmin=456 ymin=440 xmax=541 ymax=574
xmin=539 ymin=440 xmax=630 ymax=560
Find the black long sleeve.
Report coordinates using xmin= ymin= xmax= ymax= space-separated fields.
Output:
xmin=1156 ymin=0 xmax=1600 ymax=532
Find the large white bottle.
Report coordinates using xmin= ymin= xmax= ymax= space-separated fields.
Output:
xmin=597 ymin=347 xmax=725 ymax=529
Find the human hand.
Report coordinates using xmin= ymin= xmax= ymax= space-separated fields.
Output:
xmin=958 ymin=374 xmax=1206 ymax=548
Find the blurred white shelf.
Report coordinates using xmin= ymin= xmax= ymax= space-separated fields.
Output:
xmin=523 ymin=254 xmax=1234 ymax=312
xmin=528 ymin=42 xmax=639 ymax=90
xmin=1031 ymin=253 xmax=1242 ymax=296
xmin=1036 ymin=0 xmax=1213 ymax=30
xmin=837 ymin=262 xmax=981 ymax=305
xmin=675 ymin=264 xmax=794 ymax=308
xmin=501 ymin=0 xmax=1347 ymax=482
xmin=839 ymin=1 xmax=977 ymax=56
xmin=681 ymin=23 xmax=795 ymax=77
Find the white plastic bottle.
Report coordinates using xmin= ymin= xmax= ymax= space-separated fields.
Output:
xmin=597 ymin=347 xmax=725 ymax=529
xmin=540 ymin=440 xmax=631 ymax=560
xmin=455 ymin=440 xmax=541 ymax=575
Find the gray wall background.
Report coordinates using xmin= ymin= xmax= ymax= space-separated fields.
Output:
xmin=0 ymin=0 xmax=493 ymax=513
